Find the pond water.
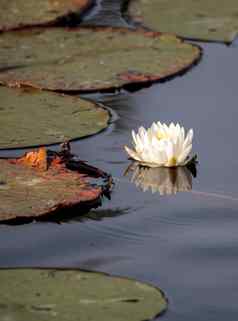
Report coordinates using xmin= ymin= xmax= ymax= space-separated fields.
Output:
xmin=1 ymin=1 xmax=238 ymax=321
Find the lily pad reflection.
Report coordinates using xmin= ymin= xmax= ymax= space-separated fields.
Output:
xmin=125 ymin=163 xmax=195 ymax=195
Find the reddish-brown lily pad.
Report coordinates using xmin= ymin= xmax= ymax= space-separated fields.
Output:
xmin=0 ymin=28 xmax=201 ymax=91
xmin=128 ymin=0 xmax=238 ymax=43
xmin=0 ymin=0 xmax=93 ymax=31
xmin=0 ymin=86 xmax=109 ymax=149
xmin=0 ymin=146 xmax=112 ymax=223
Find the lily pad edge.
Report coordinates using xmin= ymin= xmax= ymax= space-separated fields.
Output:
xmin=0 ymin=267 xmax=168 ymax=320
xmin=125 ymin=0 xmax=238 ymax=44
xmin=0 ymin=86 xmax=112 ymax=151
xmin=0 ymin=0 xmax=95 ymax=32
xmin=0 ymin=27 xmax=202 ymax=92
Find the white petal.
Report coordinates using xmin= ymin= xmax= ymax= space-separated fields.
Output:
xmin=165 ymin=140 xmax=174 ymax=163
xmin=177 ymin=144 xmax=192 ymax=164
xmin=132 ymin=130 xmax=138 ymax=146
xmin=138 ymin=126 xmax=146 ymax=139
xmin=152 ymin=122 xmax=159 ymax=132
xmin=162 ymin=122 xmax=169 ymax=132
xmin=183 ymin=129 xmax=194 ymax=148
xmin=140 ymin=161 xmax=161 ymax=168
xmin=181 ymin=127 xmax=185 ymax=141
xmin=172 ymin=136 xmax=179 ymax=157
xmin=124 ymin=146 xmax=141 ymax=161
xmin=169 ymin=122 xmax=175 ymax=129
xmin=157 ymin=121 xmax=163 ymax=128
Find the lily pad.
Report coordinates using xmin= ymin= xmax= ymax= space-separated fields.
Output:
xmin=0 ymin=0 xmax=92 ymax=31
xmin=0 ymin=28 xmax=200 ymax=91
xmin=128 ymin=0 xmax=238 ymax=43
xmin=0 ymin=86 xmax=109 ymax=149
xmin=0 ymin=269 xmax=167 ymax=321
xmin=0 ymin=146 xmax=112 ymax=223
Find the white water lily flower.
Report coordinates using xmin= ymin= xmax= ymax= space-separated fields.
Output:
xmin=125 ymin=121 xmax=194 ymax=167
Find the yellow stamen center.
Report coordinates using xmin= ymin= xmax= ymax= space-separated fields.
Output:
xmin=168 ymin=157 xmax=177 ymax=167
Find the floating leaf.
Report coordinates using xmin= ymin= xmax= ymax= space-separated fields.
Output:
xmin=0 ymin=86 xmax=109 ymax=149
xmin=0 ymin=0 xmax=92 ymax=31
xmin=0 ymin=146 xmax=112 ymax=223
xmin=0 ymin=28 xmax=200 ymax=91
xmin=128 ymin=0 xmax=238 ymax=43
xmin=0 ymin=269 xmax=167 ymax=321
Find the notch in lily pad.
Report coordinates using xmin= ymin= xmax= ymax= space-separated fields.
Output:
xmin=0 ymin=143 xmax=113 ymax=224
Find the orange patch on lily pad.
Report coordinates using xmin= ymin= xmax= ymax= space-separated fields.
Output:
xmin=0 ymin=145 xmax=112 ymax=223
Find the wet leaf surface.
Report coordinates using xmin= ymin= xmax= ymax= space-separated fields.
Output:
xmin=0 ymin=268 xmax=167 ymax=321
xmin=0 ymin=86 xmax=109 ymax=149
xmin=0 ymin=28 xmax=200 ymax=91
xmin=0 ymin=147 xmax=112 ymax=223
xmin=128 ymin=0 xmax=238 ymax=43
xmin=0 ymin=0 xmax=92 ymax=31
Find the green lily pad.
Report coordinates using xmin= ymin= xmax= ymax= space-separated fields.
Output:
xmin=0 ymin=0 xmax=92 ymax=31
xmin=0 ymin=269 xmax=167 ymax=321
xmin=0 ymin=86 xmax=109 ymax=149
xmin=128 ymin=0 xmax=238 ymax=43
xmin=0 ymin=28 xmax=200 ymax=91
xmin=0 ymin=146 xmax=111 ymax=223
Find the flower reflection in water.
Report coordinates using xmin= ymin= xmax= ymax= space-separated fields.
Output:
xmin=125 ymin=162 xmax=196 ymax=195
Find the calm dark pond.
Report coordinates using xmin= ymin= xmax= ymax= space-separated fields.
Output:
xmin=1 ymin=1 xmax=238 ymax=321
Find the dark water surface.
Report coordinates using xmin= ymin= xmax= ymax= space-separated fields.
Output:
xmin=1 ymin=2 xmax=238 ymax=321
